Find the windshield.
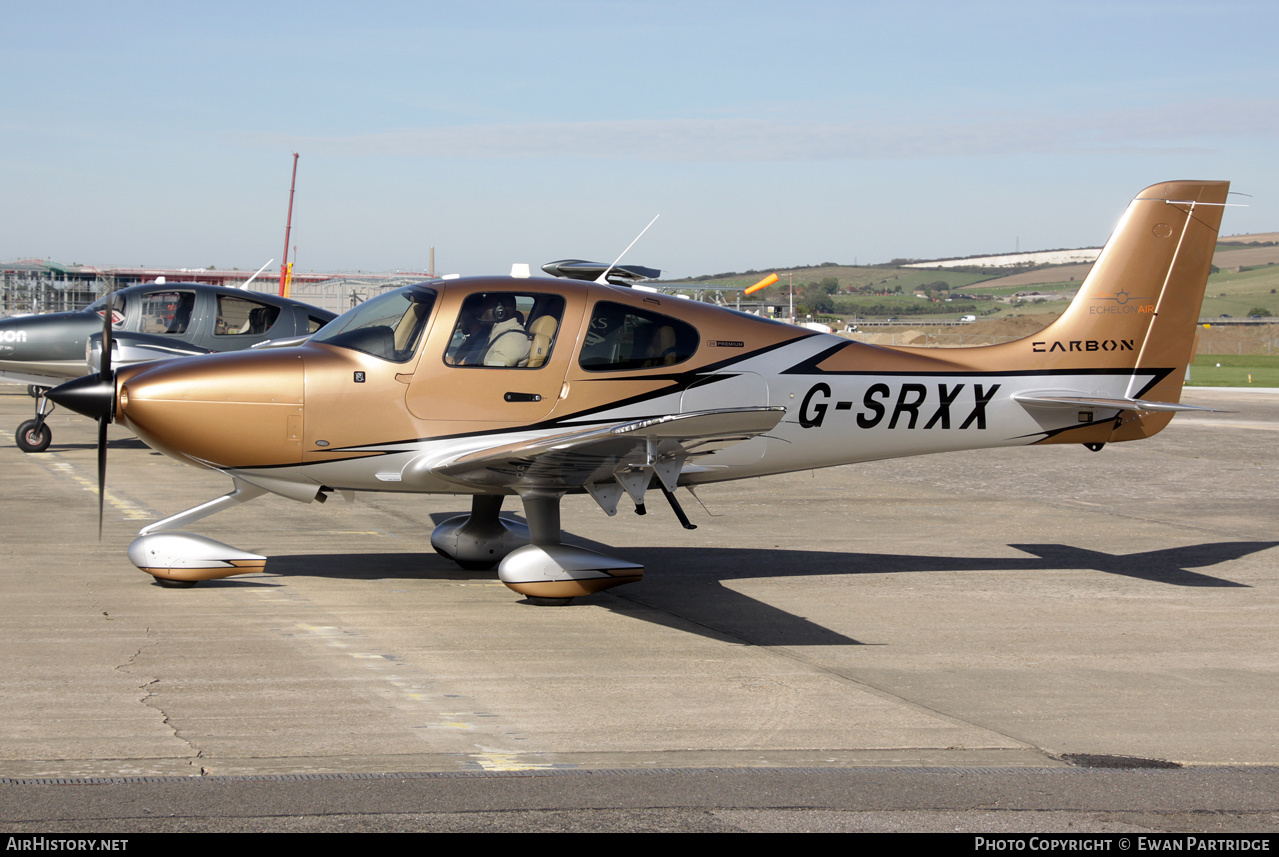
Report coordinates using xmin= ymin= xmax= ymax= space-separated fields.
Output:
xmin=311 ymin=284 xmax=437 ymax=363
xmin=85 ymin=294 xmax=128 ymax=327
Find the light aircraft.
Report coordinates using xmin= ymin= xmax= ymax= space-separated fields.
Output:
xmin=47 ymin=180 xmax=1230 ymax=603
xmin=2 ymin=282 xmax=336 ymax=452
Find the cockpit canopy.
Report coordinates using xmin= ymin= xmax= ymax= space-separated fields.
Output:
xmin=310 ymin=284 xmax=437 ymax=363
xmin=310 ymin=280 xmax=704 ymax=373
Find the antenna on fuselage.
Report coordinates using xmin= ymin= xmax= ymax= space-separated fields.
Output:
xmin=241 ymin=259 xmax=274 ymax=290
xmin=596 ymin=214 xmax=660 ymax=285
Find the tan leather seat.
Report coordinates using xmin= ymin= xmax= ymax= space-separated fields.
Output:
xmin=645 ymin=325 xmax=677 ymax=366
xmin=523 ymin=314 xmax=559 ymax=368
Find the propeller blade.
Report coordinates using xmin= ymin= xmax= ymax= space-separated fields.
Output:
xmin=98 ymin=288 xmax=115 ymax=538
xmin=46 ymin=372 xmax=116 ymax=537
xmin=98 ymin=414 xmax=108 ymax=539
xmin=100 ymin=292 xmax=114 ymax=381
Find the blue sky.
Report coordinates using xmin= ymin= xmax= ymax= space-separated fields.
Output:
xmin=4 ymin=1 xmax=1276 ymax=279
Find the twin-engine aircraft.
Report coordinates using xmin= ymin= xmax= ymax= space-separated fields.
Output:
xmin=48 ymin=180 xmax=1229 ymax=602
xmin=3 ymin=282 xmax=335 ymax=452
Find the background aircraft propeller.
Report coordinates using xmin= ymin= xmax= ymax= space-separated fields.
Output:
xmin=96 ymin=290 xmax=114 ymax=537
xmin=44 ymin=289 xmax=118 ymax=537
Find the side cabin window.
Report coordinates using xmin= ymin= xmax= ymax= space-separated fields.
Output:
xmin=579 ymin=301 xmax=698 ymax=371
xmin=138 ymin=290 xmax=197 ymax=335
xmin=443 ymin=292 xmax=566 ymax=369
xmin=214 ymin=295 xmax=281 ymax=336
xmin=311 ymin=284 xmax=437 ymax=363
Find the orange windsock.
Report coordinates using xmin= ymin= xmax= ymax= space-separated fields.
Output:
xmin=744 ymin=273 xmax=779 ymax=295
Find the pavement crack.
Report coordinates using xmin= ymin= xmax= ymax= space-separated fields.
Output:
xmin=117 ymin=633 xmax=205 ymax=763
xmin=137 ymin=675 xmax=201 ymax=759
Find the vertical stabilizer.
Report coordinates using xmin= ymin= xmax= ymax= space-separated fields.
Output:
xmin=978 ymin=180 xmax=1232 ymax=444
xmin=1029 ymin=181 xmax=1227 ymax=395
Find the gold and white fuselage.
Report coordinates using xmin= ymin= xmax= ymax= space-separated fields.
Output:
xmin=55 ymin=180 xmax=1229 ymax=598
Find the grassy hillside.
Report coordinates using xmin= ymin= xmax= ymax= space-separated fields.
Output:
xmin=664 ymin=235 xmax=1279 ymax=322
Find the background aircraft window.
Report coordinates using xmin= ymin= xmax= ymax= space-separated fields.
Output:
xmin=215 ymin=295 xmax=281 ymax=336
xmin=579 ymin=301 xmax=698 ymax=371
xmin=311 ymin=284 xmax=437 ymax=363
xmin=443 ymin=292 xmax=565 ymax=368
xmin=137 ymin=291 xmax=196 ymax=335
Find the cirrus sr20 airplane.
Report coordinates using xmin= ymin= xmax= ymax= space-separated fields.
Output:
xmin=47 ymin=180 xmax=1230 ymax=604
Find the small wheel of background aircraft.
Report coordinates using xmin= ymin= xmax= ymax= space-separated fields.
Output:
xmin=47 ymin=181 xmax=1232 ymax=602
xmin=15 ymin=417 xmax=51 ymax=453
xmin=0 ymin=282 xmax=335 ymax=451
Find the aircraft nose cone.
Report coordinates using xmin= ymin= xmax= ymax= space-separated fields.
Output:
xmin=47 ymin=373 xmax=115 ymax=422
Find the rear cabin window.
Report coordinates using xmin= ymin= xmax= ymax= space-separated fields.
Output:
xmin=443 ymin=292 xmax=566 ymax=369
xmin=578 ymin=301 xmax=698 ymax=371
xmin=214 ymin=295 xmax=281 ymax=336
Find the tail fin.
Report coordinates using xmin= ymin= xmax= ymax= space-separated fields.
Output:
xmin=1002 ymin=180 xmax=1229 ymax=441
xmin=1033 ymin=180 xmax=1227 ymax=379
xmin=1028 ymin=181 xmax=1227 ymax=376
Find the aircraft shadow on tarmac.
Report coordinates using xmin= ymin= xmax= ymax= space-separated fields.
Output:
xmin=234 ymin=512 xmax=1274 ymax=647
xmin=51 ymin=437 xmax=149 ymax=451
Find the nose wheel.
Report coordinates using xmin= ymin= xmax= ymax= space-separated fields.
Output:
xmin=15 ymin=387 xmax=54 ymax=452
xmin=15 ymin=419 xmax=52 ymax=453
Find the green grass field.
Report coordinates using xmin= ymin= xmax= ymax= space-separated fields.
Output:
xmin=1188 ymin=354 xmax=1279 ymax=387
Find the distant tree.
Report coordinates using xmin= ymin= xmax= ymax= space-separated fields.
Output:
xmin=1247 ymin=307 xmax=1272 ymax=317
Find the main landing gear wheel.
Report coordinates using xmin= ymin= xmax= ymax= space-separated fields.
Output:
xmin=524 ymin=596 xmax=575 ymax=606
xmin=15 ymin=419 xmax=51 ymax=453
xmin=430 ymin=495 xmax=529 ymax=572
xmin=153 ymin=577 xmax=199 ymax=589
xmin=497 ymin=490 xmax=644 ymax=603
xmin=454 ymin=559 xmax=499 ymax=571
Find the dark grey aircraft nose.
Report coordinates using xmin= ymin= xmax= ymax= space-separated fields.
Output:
xmin=47 ymin=373 xmax=115 ymax=422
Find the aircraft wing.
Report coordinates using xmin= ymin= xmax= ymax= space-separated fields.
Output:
xmin=429 ymin=406 xmax=785 ymax=513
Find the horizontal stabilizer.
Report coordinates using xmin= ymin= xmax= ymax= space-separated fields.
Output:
xmin=1013 ymin=392 xmax=1221 ymax=413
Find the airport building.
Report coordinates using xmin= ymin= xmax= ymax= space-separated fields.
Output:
xmin=0 ymin=259 xmax=431 ymax=317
